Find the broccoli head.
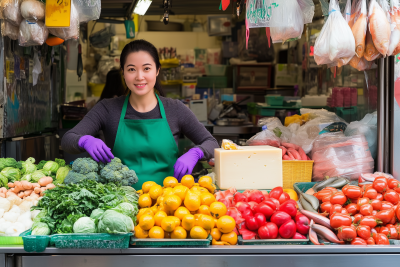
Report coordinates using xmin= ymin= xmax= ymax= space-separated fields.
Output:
xmin=72 ymin=158 xmax=99 ymax=174
xmin=64 ymin=171 xmax=97 ymax=184
xmin=99 ymin=158 xmax=138 ymax=186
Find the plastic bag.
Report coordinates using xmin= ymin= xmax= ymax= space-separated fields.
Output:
xmin=270 ymin=0 xmax=304 ymax=43
xmin=18 ymin=20 xmax=49 ymax=46
xmin=311 ymin=132 xmax=374 ymax=181
xmin=352 ymin=0 xmax=368 ymax=58
xmin=314 ymin=0 xmax=355 ymax=66
xmin=20 ymin=0 xmax=45 ymax=22
xmin=48 ymin=1 xmax=79 ymax=40
xmin=284 ymin=113 xmax=310 ymax=126
xmin=3 ymin=0 xmax=23 ymax=26
xmin=342 ymin=0 xmax=352 ymax=23
xmin=1 ymin=20 xmax=19 ymax=40
xmin=246 ymin=130 xmax=281 ymax=147
xmin=368 ymin=0 xmax=391 ymax=56
xmin=258 ymin=117 xmax=293 ymax=143
xmin=297 ymin=0 xmax=315 ymax=24
xmin=74 ymin=0 xmax=101 ymax=23
xmin=344 ymin=112 xmax=378 ymax=160
xmin=364 ymin=29 xmax=381 ymax=61
xmin=348 ymin=55 xmax=373 ymax=71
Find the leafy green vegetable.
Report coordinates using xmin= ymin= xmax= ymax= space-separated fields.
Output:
xmin=0 ymin=174 xmax=8 ymax=188
xmin=31 ymin=170 xmax=46 ymax=183
xmin=43 ymin=161 xmax=59 ymax=175
xmin=36 ymin=160 xmax=47 ymax=170
xmin=55 ymin=158 xmax=66 ymax=168
xmin=73 ymin=217 xmax=96 ymax=233
xmin=111 ymin=203 xmax=136 ymax=220
xmin=58 ymin=213 xmax=85 ymax=233
xmin=0 ymin=158 xmax=20 ymax=171
xmin=32 ymin=222 xmax=51 ymax=235
xmin=21 ymin=157 xmax=37 ymax=175
xmin=55 ymin=166 xmax=71 ymax=185
xmin=1 ymin=167 xmax=21 ymax=182
xmin=21 ymin=173 xmax=32 ymax=182
xmin=97 ymin=210 xmax=134 ymax=234
xmin=90 ymin=209 xmax=104 ymax=225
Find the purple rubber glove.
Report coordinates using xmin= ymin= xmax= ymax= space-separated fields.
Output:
xmin=78 ymin=135 xmax=114 ymax=163
xmin=174 ymin=148 xmax=204 ymax=181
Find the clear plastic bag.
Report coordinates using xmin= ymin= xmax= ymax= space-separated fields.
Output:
xmin=297 ymin=0 xmax=315 ymax=24
xmin=270 ymin=0 xmax=304 ymax=43
xmin=388 ymin=0 xmax=400 ymax=55
xmin=18 ymin=20 xmax=49 ymax=46
xmin=368 ymin=0 xmax=391 ymax=56
xmin=246 ymin=129 xmax=281 ymax=148
xmin=48 ymin=1 xmax=79 ymax=40
xmin=344 ymin=112 xmax=378 ymax=160
xmin=1 ymin=20 xmax=19 ymax=40
xmin=20 ymin=0 xmax=45 ymax=22
xmin=311 ymin=132 xmax=374 ymax=181
xmin=348 ymin=55 xmax=373 ymax=71
xmin=74 ymin=0 xmax=101 ymax=23
xmin=3 ymin=0 xmax=22 ymax=26
xmin=314 ymin=0 xmax=355 ymax=66
xmin=364 ymin=29 xmax=381 ymax=61
xmin=258 ymin=117 xmax=293 ymax=143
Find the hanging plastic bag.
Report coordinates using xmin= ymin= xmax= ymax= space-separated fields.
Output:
xmin=348 ymin=55 xmax=373 ymax=71
xmin=314 ymin=0 xmax=355 ymax=66
xmin=388 ymin=0 xmax=400 ymax=55
xmin=20 ymin=0 xmax=45 ymax=22
xmin=48 ymin=1 xmax=79 ymax=40
xmin=74 ymin=0 xmax=101 ymax=23
xmin=1 ymin=20 xmax=18 ymax=40
xmin=297 ymin=0 xmax=315 ymax=24
xmin=246 ymin=130 xmax=281 ymax=148
xmin=364 ymin=29 xmax=381 ymax=60
xmin=270 ymin=0 xmax=304 ymax=43
xmin=368 ymin=0 xmax=391 ymax=56
xmin=257 ymin=117 xmax=293 ymax=143
xmin=3 ymin=0 xmax=23 ymax=26
xmin=342 ymin=0 xmax=352 ymax=23
xmin=19 ymin=20 xmax=49 ymax=46
xmin=352 ymin=0 xmax=368 ymax=58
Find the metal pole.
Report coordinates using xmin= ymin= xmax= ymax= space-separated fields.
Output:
xmin=384 ymin=57 xmax=390 ymax=172
xmin=388 ymin=56 xmax=395 ymax=175
xmin=377 ymin=58 xmax=385 ymax=172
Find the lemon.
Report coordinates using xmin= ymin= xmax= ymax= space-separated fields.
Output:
xmin=190 ymin=226 xmax=208 ymax=239
xmin=181 ymin=175 xmax=195 ymax=189
xmin=163 ymin=187 xmax=174 ymax=196
xmin=154 ymin=211 xmax=168 ymax=227
xmin=171 ymin=226 xmax=187 ymax=239
xmin=139 ymin=214 xmax=154 ymax=230
xmin=134 ymin=225 xmax=149 ymax=238
xmin=171 ymin=216 xmax=181 ymax=227
xmin=184 ymin=191 xmax=201 ymax=211
xmin=138 ymin=194 xmax=152 ymax=208
xmin=163 ymin=177 xmax=178 ymax=188
xmin=137 ymin=208 xmax=154 ymax=221
xmin=210 ymin=202 xmax=227 ymax=219
xmin=196 ymin=214 xmax=215 ymax=230
xmin=157 ymin=196 xmax=164 ymax=205
xmin=173 ymin=185 xmax=189 ymax=201
xmin=149 ymin=185 xmax=163 ymax=200
xmin=149 ymin=226 xmax=164 ymax=239
xmin=142 ymin=181 xmax=156 ymax=193
xmin=217 ymin=215 xmax=236 ymax=234
xmin=161 ymin=216 xmax=176 ymax=232
xmin=200 ymin=194 xmax=216 ymax=206
xmin=210 ymin=228 xmax=222 ymax=241
xmin=150 ymin=205 xmax=159 ymax=215
xmin=174 ymin=206 xmax=191 ymax=220
xmin=164 ymin=194 xmax=182 ymax=211
xmin=182 ymin=214 xmax=196 ymax=231
xmin=221 ymin=231 xmax=238 ymax=245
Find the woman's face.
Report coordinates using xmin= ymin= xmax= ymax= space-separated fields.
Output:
xmin=123 ymin=51 xmax=159 ymax=97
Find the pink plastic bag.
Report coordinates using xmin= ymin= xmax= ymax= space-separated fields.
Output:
xmin=246 ymin=130 xmax=281 ymax=148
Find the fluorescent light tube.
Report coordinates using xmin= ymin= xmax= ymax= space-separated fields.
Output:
xmin=133 ymin=0 xmax=152 ymax=15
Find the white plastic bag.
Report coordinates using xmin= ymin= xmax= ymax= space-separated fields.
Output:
xmin=270 ymin=0 xmax=304 ymax=43
xmin=258 ymin=117 xmax=293 ymax=143
xmin=368 ymin=0 xmax=391 ymax=56
xmin=74 ymin=0 xmax=101 ymax=23
xmin=18 ymin=20 xmax=49 ymax=46
xmin=297 ymin=0 xmax=315 ymax=24
xmin=314 ymin=0 xmax=355 ymax=66
xmin=342 ymin=0 xmax=352 ymax=23
xmin=3 ymin=0 xmax=22 ymax=26
xmin=246 ymin=130 xmax=281 ymax=148
xmin=1 ymin=20 xmax=19 ymax=40
xmin=20 ymin=0 xmax=45 ymax=22
xmin=48 ymin=1 xmax=79 ymax=40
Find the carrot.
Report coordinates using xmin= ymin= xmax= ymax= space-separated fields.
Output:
xmin=38 ymin=177 xmax=53 ymax=187
xmin=24 ymin=190 xmax=33 ymax=197
xmin=32 ymin=183 xmax=40 ymax=188
xmin=7 ymin=183 xmax=14 ymax=188
xmin=297 ymin=147 xmax=308 ymax=161
xmin=21 ymin=181 xmax=33 ymax=190
xmin=34 ymin=187 xmax=41 ymax=194
xmin=13 ymin=181 xmax=23 ymax=193
xmin=288 ymin=148 xmax=302 ymax=160
xmin=17 ymin=192 xmax=25 ymax=198
xmin=46 ymin=183 xmax=56 ymax=190
xmin=279 ymin=146 xmax=287 ymax=157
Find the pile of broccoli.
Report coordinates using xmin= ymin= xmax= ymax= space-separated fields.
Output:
xmin=64 ymin=157 xmax=138 ymax=186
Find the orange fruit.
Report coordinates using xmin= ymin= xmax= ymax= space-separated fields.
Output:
xmin=196 ymin=214 xmax=215 ymax=230
xmin=174 ymin=207 xmax=191 ymax=220
xmin=217 ymin=215 xmax=236 ymax=234
xmin=171 ymin=226 xmax=187 ymax=239
xmin=181 ymin=175 xmax=195 ymax=188
xmin=198 ymin=205 xmax=211 ymax=216
xmin=171 ymin=216 xmax=181 ymax=227
xmin=163 ymin=188 xmax=174 ymax=196
xmin=190 ymin=226 xmax=208 ymax=239
xmin=154 ymin=211 xmax=168 ymax=227
xmin=163 ymin=177 xmax=178 ymax=188
xmin=150 ymin=205 xmax=159 ymax=215
xmin=149 ymin=185 xmax=163 ymax=200
xmin=149 ymin=226 xmax=164 ymax=239
xmin=181 ymin=214 xmax=195 ymax=231
xmin=134 ymin=225 xmax=149 ymax=238
xmin=173 ymin=185 xmax=189 ymax=201
xmin=221 ymin=231 xmax=238 ymax=245
xmin=198 ymin=176 xmax=215 ymax=193
xmin=200 ymin=194 xmax=216 ymax=206
xmin=139 ymin=214 xmax=154 ymax=230
xmin=137 ymin=208 xmax=154 ymax=221
xmin=142 ymin=181 xmax=156 ymax=193
xmin=164 ymin=194 xmax=182 ymax=211
xmin=184 ymin=191 xmax=201 ymax=211
xmin=164 ymin=231 xmax=172 ymax=238
xmin=161 ymin=216 xmax=177 ymax=232
xmin=210 ymin=202 xmax=227 ymax=219
xmin=212 ymin=239 xmax=226 ymax=245
xmin=138 ymin=194 xmax=152 ymax=208
xmin=210 ymin=228 xmax=222 ymax=241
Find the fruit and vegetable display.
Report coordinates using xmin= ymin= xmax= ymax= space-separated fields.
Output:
xmin=134 ymin=176 xmax=238 ymax=245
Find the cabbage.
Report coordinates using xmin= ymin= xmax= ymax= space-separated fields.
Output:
xmin=55 ymin=166 xmax=71 ymax=185
xmin=31 ymin=170 xmax=46 ymax=183
xmin=111 ymin=203 xmax=136 ymax=220
xmin=97 ymin=210 xmax=134 ymax=234
xmin=43 ymin=161 xmax=59 ymax=175
xmin=21 ymin=157 xmax=37 ymax=175
xmin=73 ymin=217 xmax=96 ymax=234
xmin=1 ymin=167 xmax=21 ymax=183
xmin=32 ymin=222 xmax=50 ymax=235
xmin=33 ymin=210 xmax=47 ymax=223
xmin=0 ymin=174 xmax=8 ymax=188
xmin=90 ymin=209 xmax=104 ymax=224
xmin=21 ymin=174 xmax=32 ymax=182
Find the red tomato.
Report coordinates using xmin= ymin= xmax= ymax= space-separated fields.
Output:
xmin=386 ymin=224 xmax=398 ymax=239
xmin=258 ymin=222 xmax=278 ymax=239
xmin=394 ymin=185 xmax=400 ymax=194
xmin=357 ymin=225 xmax=371 ymax=240
xmin=364 ymin=188 xmax=378 ymax=199
xmin=342 ymin=184 xmax=351 ymax=195
xmin=314 ymin=189 xmax=334 ymax=201
xmin=376 ymin=208 xmax=395 ymax=224
xmin=329 ymin=204 xmax=343 ymax=218
xmin=341 ymin=208 xmax=348 ymax=214
xmin=370 ymin=199 xmax=382 ymax=210
xmin=384 ymin=190 xmax=400 ymax=205
xmin=338 ymin=225 xmax=357 ymax=241
xmin=381 ymin=201 xmax=394 ymax=210
xmin=330 ymin=213 xmax=352 ymax=228
xmin=373 ymin=233 xmax=390 ymax=245
xmin=357 ymin=197 xmax=370 ymax=207
xmin=322 ymin=194 xmax=333 ymax=203
xmin=345 ymin=203 xmax=359 ymax=215
xmin=278 ymin=192 xmax=290 ymax=204
xmin=325 ymin=187 xmax=338 ymax=193
xmin=354 ymin=214 xmax=363 ymax=224
xmin=375 ymin=177 xmax=389 ymax=184
xmin=389 ymin=214 xmax=396 ymax=225
xmin=320 ymin=202 xmax=333 ymax=213
xmin=376 ymin=226 xmax=390 ymax=236
xmin=351 ymin=198 xmax=358 ymax=204
xmin=269 ymin=187 xmax=283 ymax=200
xmin=351 ymin=237 xmax=367 ymax=245
xmin=359 ymin=216 xmax=380 ymax=228
xmin=330 ymin=192 xmax=347 ymax=205
xmin=396 ymin=206 xmax=400 ymax=221
xmin=345 ymin=186 xmax=362 ymax=199
xmin=367 ymin=237 xmax=375 ymax=245
xmin=376 ymin=193 xmax=384 ymax=201
xmin=364 ymin=184 xmax=374 ymax=191
xmin=373 ymin=179 xmax=388 ymax=193
xmin=372 ymin=210 xmax=378 ymax=215
xmin=388 ymin=179 xmax=399 ymax=189
xmin=360 ymin=204 xmax=373 ymax=216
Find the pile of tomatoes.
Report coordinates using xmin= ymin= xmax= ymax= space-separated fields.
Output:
xmin=314 ymin=176 xmax=400 ymax=245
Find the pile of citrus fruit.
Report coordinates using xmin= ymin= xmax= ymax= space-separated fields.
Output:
xmin=134 ymin=175 xmax=237 ymax=245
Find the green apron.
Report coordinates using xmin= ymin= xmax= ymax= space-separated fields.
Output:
xmin=112 ymin=94 xmax=179 ymax=190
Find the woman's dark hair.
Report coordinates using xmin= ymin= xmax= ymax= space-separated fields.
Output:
xmin=100 ymin=69 xmax=128 ymax=100
xmin=120 ymin=39 xmax=165 ymax=97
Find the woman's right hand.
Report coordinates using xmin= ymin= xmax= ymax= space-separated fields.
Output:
xmin=78 ymin=135 xmax=114 ymax=163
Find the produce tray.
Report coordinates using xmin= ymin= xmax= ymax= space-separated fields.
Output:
xmin=50 ymin=233 xmax=132 ymax=249
xmin=237 ymin=236 xmax=309 ymax=245
xmin=20 ymin=230 xmax=50 ymax=253
xmin=0 ymin=236 xmax=24 ymax=245
xmin=131 ymin=235 xmax=212 ymax=248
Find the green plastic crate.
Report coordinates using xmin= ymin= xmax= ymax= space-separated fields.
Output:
xmin=50 ymin=233 xmax=132 ymax=249
xmin=265 ymin=96 xmax=284 ymax=106
xmin=20 ymin=230 xmax=50 ymax=253
xmin=197 ymin=76 xmax=228 ymax=88
xmin=258 ymin=107 xmax=276 ymax=116
xmin=238 ymin=236 xmax=309 ymax=245
xmin=131 ymin=235 xmax=212 ymax=248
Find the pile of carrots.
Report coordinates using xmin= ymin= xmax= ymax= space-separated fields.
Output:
xmin=0 ymin=177 xmax=55 ymax=199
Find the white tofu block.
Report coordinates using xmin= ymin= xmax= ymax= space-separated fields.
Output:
xmin=214 ymin=145 xmax=283 ymax=190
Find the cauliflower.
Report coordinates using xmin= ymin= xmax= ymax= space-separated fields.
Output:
xmin=5 ymin=222 xmax=25 ymax=236
xmin=0 ymin=198 xmax=11 ymax=212
xmin=72 ymin=158 xmax=99 ymax=174
xmin=99 ymin=158 xmax=138 ymax=186
xmin=3 ymin=212 xmax=19 ymax=223
xmin=0 ymin=221 xmax=12 ymax=233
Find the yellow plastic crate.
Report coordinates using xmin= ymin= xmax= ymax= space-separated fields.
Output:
xmin=282 ymin=160 xmax=314 ymax=189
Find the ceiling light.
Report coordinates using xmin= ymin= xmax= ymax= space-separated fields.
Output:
xmin=133 ymin=0 xmax=152 ymax=15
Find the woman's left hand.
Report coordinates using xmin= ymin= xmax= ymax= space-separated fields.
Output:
xmin=174 ymin=148 xmax=204 ymax=181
